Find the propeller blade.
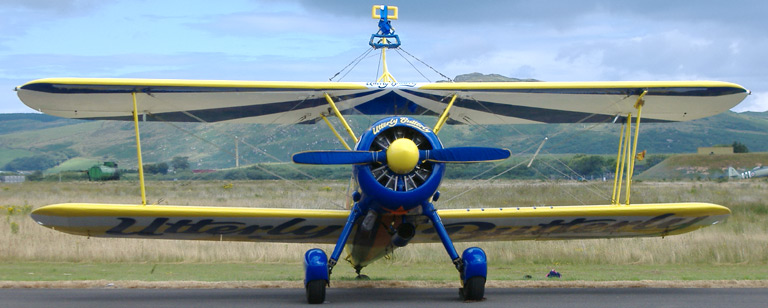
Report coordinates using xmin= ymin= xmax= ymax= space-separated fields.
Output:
xmin=420 ymin=147 xmax=511 ymax=163
xmin=292 ymin=151 xmax=385 ymax=165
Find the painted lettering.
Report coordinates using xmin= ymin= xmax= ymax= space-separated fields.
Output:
xmin=104 ymin=217 xmax=342 ymax=240
xmin=106 ymin=217 xmax=139 ymax=235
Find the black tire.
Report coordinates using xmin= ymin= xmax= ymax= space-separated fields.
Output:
xmin=306 ymin=280 xmax=326 ymax=304
xmin=462 ymin=276 xmax=485 ymax=301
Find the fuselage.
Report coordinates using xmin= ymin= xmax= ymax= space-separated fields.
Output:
xmin=344 ymin=116 xmax=446 ymax=268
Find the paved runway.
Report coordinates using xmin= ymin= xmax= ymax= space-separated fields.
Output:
xmin=1 ymin=288 xmax=767 ymax=307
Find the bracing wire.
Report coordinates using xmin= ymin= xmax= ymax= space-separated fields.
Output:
xmin=443 ymin=94 xmax=636 ymax=205
xmin=146 ymin=113 xmax=310 ymax=192
xmin=398 ymin=47 xmax=454 ymax=82
xmin=441 ymin=159 xmax=528 ymax=204
xmin=137 ymin=93 xmax=331 ymax=197
xmin=393 ymin=48 xmax=431 ymax=82
xmin=329 ymin=47 xmax=374 ymax=82
xmin=528 ymin=159 xmax=589 ymax=205
xmin=538 ymin=148 xmax=613 ymax=200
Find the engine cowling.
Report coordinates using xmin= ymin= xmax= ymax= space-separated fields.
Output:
xmin=354 ymin=117 xmax=445 ymax=212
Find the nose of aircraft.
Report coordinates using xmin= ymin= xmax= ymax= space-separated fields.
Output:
xmin=386 ymin=138 xmax=419 ymax=174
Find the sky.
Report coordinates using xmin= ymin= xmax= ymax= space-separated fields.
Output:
xmin=1 ymin=0 xmax=766 ymax=113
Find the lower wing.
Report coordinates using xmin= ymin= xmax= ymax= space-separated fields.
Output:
xmin=422 ymin=203 xmax=729 ymax=242
xmin=31 ymin=202 xmax=728 ymax=243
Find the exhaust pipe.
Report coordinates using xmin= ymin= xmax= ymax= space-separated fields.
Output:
xmin=391 ymin=223 xmax=416 ymax=247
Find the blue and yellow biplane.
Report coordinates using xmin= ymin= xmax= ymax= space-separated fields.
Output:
xmin=16 ymin=5 xmax=748 ymax=304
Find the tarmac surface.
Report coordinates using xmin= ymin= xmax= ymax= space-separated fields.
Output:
xmin=2 ymin=287 xmax=768 ymax=308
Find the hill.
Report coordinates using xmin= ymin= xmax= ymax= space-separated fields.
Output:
xmin=452 ymin=72 xmax=540 ymax=82
xmin=636 ymin=152 xmax=768 ymax=180
xmin=2 ymin=110 xmax=765 ymax=173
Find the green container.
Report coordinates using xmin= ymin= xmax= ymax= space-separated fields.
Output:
xmin=87 ymin=162 xmax=120 ymax=181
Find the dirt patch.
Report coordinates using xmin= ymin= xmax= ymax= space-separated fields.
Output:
xmin=2 ymin=280 xmax=767 ymax=289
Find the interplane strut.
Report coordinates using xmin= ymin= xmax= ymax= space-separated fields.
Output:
xmin=612 ymin=90 xmax=647 ymax=205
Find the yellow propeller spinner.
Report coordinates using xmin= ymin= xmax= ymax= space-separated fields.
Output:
xmin=386 ymin=138 xmax=420 ymax=174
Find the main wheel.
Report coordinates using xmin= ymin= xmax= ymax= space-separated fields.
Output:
xmin=462 ymin=276 xmax=485 ymax=301
xmin=306 ymin=280 xmax=326 ymax=304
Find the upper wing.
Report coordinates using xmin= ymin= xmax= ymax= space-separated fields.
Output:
xmin=32 ymin=202 xmax=728 ymax=244
xmin=16 ymin=78 xmax=378 ymax=124
xmin=407 ymin=81 xmax=749 ymax=124
xmin=17 ymin=78 xmax=748 ymax=124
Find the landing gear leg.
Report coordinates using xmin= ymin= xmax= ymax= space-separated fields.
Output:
xmin=303 ymin=203 xmax=363 ymax=304
xmin=422 ymin=202 xmax=461 ymax=264
xmin=421 ymin=202 xmax=487 ymax=301
xmin=328 ymin=203 xmax=364 ymax=274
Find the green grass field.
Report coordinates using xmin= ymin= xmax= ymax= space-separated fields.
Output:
xmin=2 ymin=262 xmax=767 ymax=282
xmin=1 ymin=179 xmax=767 ymax=284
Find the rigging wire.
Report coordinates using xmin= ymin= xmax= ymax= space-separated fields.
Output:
xmin=538 ymin=148 xmax=613 ymax=200
xmin=175 ymin=93 xmax=320 ymax=181
xmin=145 ymin=113 xmax=309 ymax=192
xmin=393 ymin=48 xmax=431 ymax=83
xmin=340 ymin=49 xmax=378 ymax=82
xmin=329 ymin=47 xmax=374 ymax=82
xmin=441 ymin=159 xmax=528 ymax=204
xmin=398 ymin=47 xmax=454 ymax=82
xmin=528 ymin=158 xmax=589 ymax=205
xmin=442 ymin=94 xmax=636 ymax=205
xmin=133 ymin=93 xmax=353 ymax=206
xmin=468 ymin=137 xmax=542 ymax=180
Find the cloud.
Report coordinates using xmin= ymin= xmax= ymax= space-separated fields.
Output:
xmin=733 ymin=92 xmax=768 ymax=113
xmin=0 ymin=0 xmax=107 ymax=48
xmin=0 ymin=0 xmax=102 ymax=13
xmin=2 ymin=0 xmax=766 ymax=113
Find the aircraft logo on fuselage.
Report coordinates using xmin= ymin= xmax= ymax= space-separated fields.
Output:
xmin=372 ymin=117 xmax=432 ymax=135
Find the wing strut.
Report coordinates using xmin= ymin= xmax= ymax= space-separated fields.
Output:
xmin=323 ymin=93 xmax=358 ymax=145
xmin=611 ymin=90 xmax=647 ymax=205
xmin=320 ymin=113 xmax=352 ymax=150
xmin=433 ymin=94 xmax=458 ymax=134
xmin=131 ymin=92 xmax=147 ymax=205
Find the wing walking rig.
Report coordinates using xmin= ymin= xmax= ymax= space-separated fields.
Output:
xmin=17 ymin=5 xmax=748 ymax=304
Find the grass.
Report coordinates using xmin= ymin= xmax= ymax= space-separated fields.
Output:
xmin=1 ymin=179 xmax=767 ymax=282
xmin=1 ymin=263 xmax=767 ymax=282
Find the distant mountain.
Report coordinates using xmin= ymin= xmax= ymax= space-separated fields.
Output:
xmin=2 ymin=110 xmax=766 ymax=172
xmin=453 ymin=72 xmax=540 ymax=82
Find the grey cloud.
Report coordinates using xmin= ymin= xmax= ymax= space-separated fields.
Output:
xmin=0 ymin=0 xmax=103 ymax=13
xmin=294 ymin=0 xmax=767 ymax=33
